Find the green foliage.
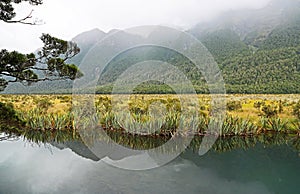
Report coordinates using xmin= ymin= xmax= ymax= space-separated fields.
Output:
xmin=58 ymin=64 xmax=83 ymax=80
xmin=19 ymin=108 xmax=74 ymax=131
xmin=293 ymin=101 xmax=300 ymax=119
xmin=267 ymin=117 xmax=287 ymax=132
xmin=34 ymin=98 xmax=53 ymax=112
xmin=0 ymin=102 xmax=19 ymax=121
xmin=0 ymin=1 xmax=83 ymax=92
xmin=0 ymin=102 xmax=24 ymax=130
xmin=0 ymin=34 xmax=82 ymax=91
xmin=198 ymin=29 xmax=251 ymax=63
xmin=254 ymin=101 xmax=266 ymax=110
xmin=278 ymin=100 xmax=283 ymax=113
xmin=94 ymin=38 xmax=300 ymax=94
xmin=222 ymin=46 xmax=300 ymax=94
xmin=261 ymin=18 xmax=300 ymax=50
xmin=226 ymin=101 xmax=242 ymax=111
xmin=261 ymin=105 xmax=278 ymax=118
xmin=219 ymin=116 xmax=258 ymax=136
xmin=3 ymin=95 xmax=300 ymax=138
xmin=95 ymin=96 xmax=112 ymax=112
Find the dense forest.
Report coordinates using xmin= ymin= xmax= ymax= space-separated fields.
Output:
xmin=96 ymin=20 xmax=300 ymax=94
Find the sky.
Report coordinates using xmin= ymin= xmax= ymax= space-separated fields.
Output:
xmin=0 ymin=0 xmax=272 ymax=53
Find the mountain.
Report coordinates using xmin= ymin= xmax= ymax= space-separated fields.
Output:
xmin=188 ymin=0 xmax=300 ymax=93
xmin=3 ymin=0 xmax=300 ymax=94
xmin=51 ymin=138 xmax=142 ymax=162
xmin=191 ymin=0 xmax=300 ymax=45
xmin=190 ymin=0 xmax=300 ymax=58
xmin=95 ymin=0 xmax=300 ymax=94
xmin=70 ymin=28 xmax=107 ymax=65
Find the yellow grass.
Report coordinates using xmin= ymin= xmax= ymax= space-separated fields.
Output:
xmin=1 ymin=94 xmax=299 ymax=122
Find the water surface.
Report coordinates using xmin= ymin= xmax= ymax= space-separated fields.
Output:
xmin=0 ymin=136 xmax=299 ymax=194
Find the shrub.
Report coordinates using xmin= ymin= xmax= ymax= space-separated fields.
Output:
xmin=278 ymin=100 xmax=283 ymax=113
xmin=226 ymin=101 xmax=242 ymax=111
xmin=36 ymin=98 xmax=53 ymax=111
xmin=0 ymin=102 xmax=19 ymax=122
xmin=293 ymin=101 xmax=300 ymax=119
xmin=0 ymin=102 xmax=24 ymax=130
xmin=261 ymin=105 xmax=278 ymax=118
xmin=254 ymin=101 xmax=265 ymax=110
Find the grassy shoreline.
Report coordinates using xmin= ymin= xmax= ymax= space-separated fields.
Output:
xmin=0 ymin=94 xmax=299 ymax=138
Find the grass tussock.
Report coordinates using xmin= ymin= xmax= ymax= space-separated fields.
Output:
xmin=0 ymin=94 xmax=299 ymax=138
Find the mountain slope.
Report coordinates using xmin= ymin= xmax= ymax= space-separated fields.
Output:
xmin=96 ymin=0 xmax=300 ymax=94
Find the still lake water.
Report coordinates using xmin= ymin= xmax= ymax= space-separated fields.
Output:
xmin=0 ymin=136 xmax=299 ymax=194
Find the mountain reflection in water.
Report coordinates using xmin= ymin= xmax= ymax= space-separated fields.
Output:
xmin=0 ymin=130 xmax=300 ymax=194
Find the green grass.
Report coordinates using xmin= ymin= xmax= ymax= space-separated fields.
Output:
xmin=0 ymin=94 xmax=300 ymax=137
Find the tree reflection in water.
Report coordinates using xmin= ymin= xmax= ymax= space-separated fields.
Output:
xmin=1 ymin=127 xmax=300 ymax=162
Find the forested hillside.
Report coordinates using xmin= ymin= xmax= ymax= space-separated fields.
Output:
xmin=190 ymin=0 xmax=300 ymax=93
xmin=96 ymin=0 xmax=300 ymax=94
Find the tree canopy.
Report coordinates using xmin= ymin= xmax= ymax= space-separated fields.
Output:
xmin=0 ymin=0 xmax=82 ymax=91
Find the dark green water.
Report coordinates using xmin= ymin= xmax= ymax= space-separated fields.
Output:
xmin=0 ymin=135 xmax=299 ymax=194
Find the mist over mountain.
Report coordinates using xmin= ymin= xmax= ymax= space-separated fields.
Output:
xmin=192 ymin=0 xmax=299 ymax=38
xmin=4 ymin=0 xmax=300 ymax=94
xmin=190 ymin=0 xmax=300 ymax=60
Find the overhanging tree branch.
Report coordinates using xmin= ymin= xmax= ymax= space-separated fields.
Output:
xmin=0 ymin=34 xmax=83 ymax=90
xmin=0 ymin=0 xmax=83 ymax=91
xmin=4 ymin=9 xmax=42 ymax=25
xmin=1 ymin=0 xmax=43 ymax=25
